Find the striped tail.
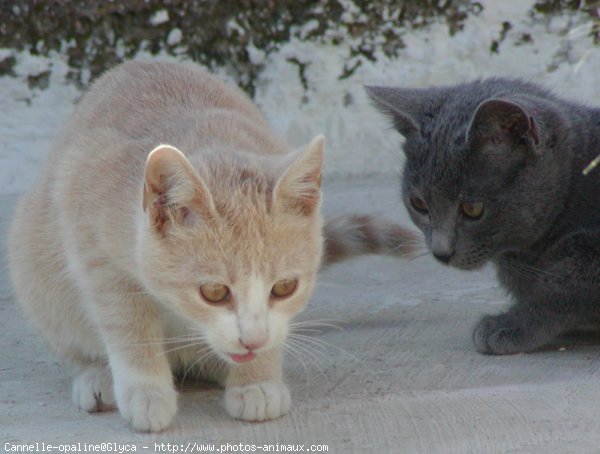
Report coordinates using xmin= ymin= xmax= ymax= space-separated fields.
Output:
xmin=322 ymin=214 xmax=422 ymax=265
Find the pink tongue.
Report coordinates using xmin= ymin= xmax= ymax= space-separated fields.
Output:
xmin=230 ymin=351 xmax=256 ymax=363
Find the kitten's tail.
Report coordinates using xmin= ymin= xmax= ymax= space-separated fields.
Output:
xmin=322 ymin=214 xmax=422 ymax=266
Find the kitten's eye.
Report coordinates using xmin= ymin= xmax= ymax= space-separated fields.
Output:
xmin=461 ymin=201 xmax=484 ymax=219
xmin=271 ymin=278 xmax=298 ymax=299
xmin=410 ymin=197 xmax=428 ymax=213
xmin=200 ymin=283 xmax=230 ymax=304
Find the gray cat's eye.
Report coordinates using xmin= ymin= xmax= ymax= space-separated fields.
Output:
xmin=410 ymin=197 xmax=428 ymax=213
xmin=461 ymin=202 xmax=484 ymax=219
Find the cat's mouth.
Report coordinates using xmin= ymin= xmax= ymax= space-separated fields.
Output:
xmin=228 ymin=351 xmax=256 ymax=363
xmin=429 ymin=249 xmax=491 ymax=270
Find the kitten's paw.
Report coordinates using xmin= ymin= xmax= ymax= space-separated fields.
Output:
xmin=473 ymin=314 xmax=528 ymax=355
xmin=72 ymin=365 xmax=116 ymax=412
xmin=224 ymin=380 xmax=291 ymax=422
xmin=116 ymin=380 xmax=178 ymax=432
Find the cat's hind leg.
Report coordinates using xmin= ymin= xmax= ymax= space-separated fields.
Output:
xmin=8 ymin=191 xmax=116 ymax=410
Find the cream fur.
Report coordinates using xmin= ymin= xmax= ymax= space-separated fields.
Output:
xmin=8 ymin=60 xmax=324 ymax=432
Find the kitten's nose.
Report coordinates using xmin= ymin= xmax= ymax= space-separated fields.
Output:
xmin=239 ymin=336 xmax=267 ymax=351
xmin=433 ymin=250 xmax=455 ymax=264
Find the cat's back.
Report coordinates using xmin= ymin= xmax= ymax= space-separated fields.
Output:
xmin=71 ymin=60 xmax=265 ymax=139
xmin=53 ymin=61 xmax=267 ymax=172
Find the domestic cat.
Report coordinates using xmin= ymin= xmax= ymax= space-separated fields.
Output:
xmin=8 ymin=60 xmax=418 ymax=432
xmin=366 ymin=78 xmax=600 ymax=355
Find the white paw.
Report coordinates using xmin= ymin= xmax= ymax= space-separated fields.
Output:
xmin=224 ymin=380 xmax=291 ymax=422
xmin=115 ymin=380 xmax=178 ymax=432
xmin=72 ymin=365 xmax=116 ymax=412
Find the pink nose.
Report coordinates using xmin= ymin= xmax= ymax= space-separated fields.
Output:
xmin=239 ymin=337 xmax=267 ymax=351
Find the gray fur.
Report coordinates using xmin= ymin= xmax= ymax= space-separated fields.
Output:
xmin=366 ymin=78 xmax=600 ymax=355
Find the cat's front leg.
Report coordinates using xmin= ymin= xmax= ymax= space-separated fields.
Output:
xmin=223 ymin=347 xmax=290 ymax=421
xmin=472 ymin=309 xmax=566 ymax=355
xmin=72 ymin=363 xmax=116 ymax=412
xmin=475 ymin=233 xmax=600 ymax=354
xmin=473 ymin=281 xmax=574 ymax=355
xmin=91 ymin=282 xmax=177 ymax=432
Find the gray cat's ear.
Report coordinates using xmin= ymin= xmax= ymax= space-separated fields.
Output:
xmin=364 ymin=86 xmax=421 ymax=136
xmin=273 ymin=135 xmax=324 ymax=216
xmin=467 ymin=99 xmax=540 ymax=151
xmin=143 ymin=145 xmax=215 ymax=233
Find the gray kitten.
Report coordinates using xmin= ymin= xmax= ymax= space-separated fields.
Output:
xmin=366 ymin=78 xmax=600 ymax=354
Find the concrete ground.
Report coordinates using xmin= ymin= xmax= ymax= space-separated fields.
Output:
xmin=2 ymin=176 xmax=600 ymax=453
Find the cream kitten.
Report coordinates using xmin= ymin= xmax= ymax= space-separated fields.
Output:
xmin=8 ymin=60 xmax=326 ymax=432
xmin=8 ymin=60 xmax=419 ymax=433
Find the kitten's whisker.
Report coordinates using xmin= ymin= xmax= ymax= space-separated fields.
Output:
xmin=290 ymin=319 xmax=344 ymax=330
xmin=290 ymin=318 xmax=344 ymax=325
xmin=288 ymin=333 xmax=368 ymax=369
xmin=290 ymin=328 xmax=328 ymax=334
xmin=286 ymin=341 xmax=333 ymax=380
xmin=130 ymin=334 xmax=209 ymax=347
xmin=162 ymin=342 xmax=211 ymax=356
xmin=289 ymin=322 xmax=345 ymax=335
xmin=283 ymin=343 xmax=333 ymax=396
xmin=287 ymin=338 xmax=330 ymax=358
xmin=213 ymin=354 xmax=229 ymax=375
xmin=288 ymin=334 xmax=344 ymax=355
xmin=285 ymin=339 xmax=329 ymax=370
xmin=282 ymin=344 xmax=313 ymax=393
xmin=161 ymin=334 xmax=208 ymax=342
xmin=180 ymin=349 xmax=219 ymax=385
xmin=283 ymin=342 xmax=329 ymax=383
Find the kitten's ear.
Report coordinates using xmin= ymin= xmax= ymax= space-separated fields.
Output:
xmin=143 ymin=145 xmax=215 ymax=233
xmin=273 ymin=135 xmax=324 ymax=216
xmin=467 ymin=99 xmax=540 ymax=151
xmin=365 ymin=86 xmax=420 ymax=136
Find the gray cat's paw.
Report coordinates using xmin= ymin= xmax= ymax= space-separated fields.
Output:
xmin=473 ymin=314 xmax=527 ymax=355
xmin=72 ymin=364 xmax=116 ymax=412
